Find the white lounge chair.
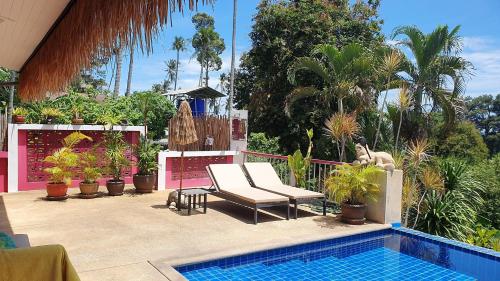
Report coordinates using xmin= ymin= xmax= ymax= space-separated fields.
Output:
xmin=243 ymin=162 xmax=326 ymax=219
xmin=206 ymin=164 xmax=290 ymax=224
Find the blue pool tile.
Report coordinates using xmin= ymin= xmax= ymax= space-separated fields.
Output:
xmin=176 ymin=228 xmax=499 ymax=281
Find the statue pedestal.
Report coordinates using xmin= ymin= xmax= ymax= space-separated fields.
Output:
xmin=366 ymin=169 xmax=403 ymax=225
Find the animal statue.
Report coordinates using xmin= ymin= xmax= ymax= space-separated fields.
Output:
xmin=166 ymin=191 xmax=187 ymax=209
xmin=353 ymin=143 xmax=395 ymax=172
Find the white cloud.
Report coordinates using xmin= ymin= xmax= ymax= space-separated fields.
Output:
xmin=463 ymin=49 xmax=500 ymax=96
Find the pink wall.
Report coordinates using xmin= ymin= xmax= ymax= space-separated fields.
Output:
xmin=17 ymin=130 xmax=140 ymax=191
xmin=165 ymin=155 xmax=233 ymax=189
xmin=0 ymin=152 xmax=7 ymax=193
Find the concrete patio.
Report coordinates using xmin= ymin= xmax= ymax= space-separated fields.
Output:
xmin=0 ymin=186 xmax=390 ymax=281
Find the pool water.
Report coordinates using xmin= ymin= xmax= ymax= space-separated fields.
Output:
xmin=176 ymin=228 xmax=500 ymax=281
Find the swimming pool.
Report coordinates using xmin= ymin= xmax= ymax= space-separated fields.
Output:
xmin=175 ymin=227 xmax=500 ymax=281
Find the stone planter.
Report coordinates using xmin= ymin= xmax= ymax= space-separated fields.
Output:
xmin=133 ymin=174 xmax=156 ymax=193
xmin=341 ymin=203 xmax=367 ymax=225
xmin=106 ymin=180 xmax=124 ymax=196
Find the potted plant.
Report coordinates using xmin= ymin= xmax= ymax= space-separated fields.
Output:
xmin=103 ymin=130 xmax=129 ymax=196
xmin=41 ymin=107 xmax=63 ymax=124
xmin=79 ymin=150 xmax=102 ymax=198
xmin=71 ymin=105 xmax=84 ymax=125
xmin=325 ymin=164 xmax=382 ymax=225
xmin=133 ymin=136 xmax=160 ymax=193
xmin=43 ymin=132 xmax=92 ymax=199
xmin=12 ymin=107 xmax=29 ymax=123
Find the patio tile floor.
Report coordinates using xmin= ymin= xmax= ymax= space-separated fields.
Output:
xmin=0 ymin=186 xmax=389 ymax=281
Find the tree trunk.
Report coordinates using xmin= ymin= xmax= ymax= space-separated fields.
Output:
xmin=373 ymin=78 xmax=391 ymax=150
xmin=199 ymin=63 xmax=203 ymax=87
xmin=229 ymin=0 xmax=237 ymax=137
xmin=174 ymin=50 xmax=180 ymax=90
xmin=125 ymin=37 xmax=136 ymax=97
xmin=113 ymin=46 xmax=123 ymax=98
xmin=205 ymin=60 xmax=209 ymax=87
xmin=395 ymin=110 xmax=403 ymax=148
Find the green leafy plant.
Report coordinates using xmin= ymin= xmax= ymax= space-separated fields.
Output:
xmin=103 ymin=131 xmax=129 ymax=181
xmin=41 ymin=107 xmax=63 ymax=118
xmin=79 ymin=150 xmax=102 ymax=183
xmin=467 ymin=226 xmax=500 ymax=251
xmin=134 ymin=136 xmax=160 ymax=175
xmin=12 ymin=107 xmax=28 ymax=116
xmin=287 ymin=128 xmax=313 ymax=188
xmin=43 ymin=132 xmax=92 ymax=185
xmin=325 ymin=164 xmax=382 ymax=205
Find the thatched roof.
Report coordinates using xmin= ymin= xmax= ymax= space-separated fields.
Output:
xmin=173 ymin=101 xmax=198 ymax=146
xmin=17 ymin=0 xmax=211 ymax=101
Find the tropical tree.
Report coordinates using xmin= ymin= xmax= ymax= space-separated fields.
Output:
xmin=191 ymin=13 xmax=225 ymax=87
xmin=373 ymin=49 xmax=403 ymax=149
xmin=164 ymin=59 xmax=177 ymax=93
xmin=171 ymin=36 xmax=187 ymax=90
xmin=395 ymin=84 xmax=412 ymax=148
xmin=125 ymin=36 xmax=137 ymax=97
xmin=392 ymin=25 xmax=472 ymax=137
xmin=112 ymin=42 xmax=124 ymax=98
xmin=287 ymin=43 xmax=374 ymax=160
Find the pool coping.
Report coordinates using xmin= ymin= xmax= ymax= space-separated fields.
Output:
xmin=149 ymin=223 xmax=392 ymax=281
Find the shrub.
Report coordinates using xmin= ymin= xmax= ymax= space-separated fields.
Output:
xmin=247 ymin=132 xmax=281 ymax=154
xmin=470 ymin=154 xmax=500 ymax=228
xmin=436 ymin=121 xmax=489 ymax=162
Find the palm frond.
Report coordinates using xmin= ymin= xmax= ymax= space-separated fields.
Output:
xmin=284 ymin=86 xmax=321 ymax=116
xmin=287 ymin=57 xmax=329 ymax=85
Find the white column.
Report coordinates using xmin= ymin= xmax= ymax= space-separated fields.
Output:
xmin=366 ymin=169 xmax=403 ymax=225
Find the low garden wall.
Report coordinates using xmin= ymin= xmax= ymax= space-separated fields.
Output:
xmin=5 ymin=124 xmax=144 ymax=192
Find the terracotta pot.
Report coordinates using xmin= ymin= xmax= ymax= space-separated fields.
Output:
xmin=72 ymin=118 xmax=84 ymax=125
xmin=341 ymin=203 xmax=367 ymax=225
xmin=133 ymin=174 xmax=156 ymax=193
xmin=79 ymin=182 xmax=99 ymax=195
xmin=106 ymin=180 xmax=124 ymax=196
xmin=13 ymin=115 xmax=25 ymax=124
xmin=46 ymin=182 xmax=68 ymax=198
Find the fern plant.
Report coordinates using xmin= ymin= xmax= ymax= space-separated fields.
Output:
xmin=44 ymin=132 xmax=92 ymax=185
xmin=325 ymin=164 xmax=382 ymax=205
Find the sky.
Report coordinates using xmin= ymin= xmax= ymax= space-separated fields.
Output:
xmin=112 ymin=0 xmax=500 ymax=98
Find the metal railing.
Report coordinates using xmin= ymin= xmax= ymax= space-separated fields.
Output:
xmin=242 ymin=150 xmax=344 ymax=193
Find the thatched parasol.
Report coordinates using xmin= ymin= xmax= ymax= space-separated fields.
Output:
xmin=174 ymin=101 xmax=198 ymax=211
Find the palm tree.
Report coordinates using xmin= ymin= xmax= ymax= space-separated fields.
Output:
xmin=287 ymin=43 xmax=374 ymax=161
xmin=229 ymin=0 xmax=237 ymax=134
xmin=395 ymin=84 xmax=411 ymax=148
xmin=392 ymin=25 xmax=471 ymax=134
xmin=172 ymin=36 xmax=186 ymax=90
xmin=113 ymin=42 xmax=124 ymax=98
xmin=125 ymin=36 xmax=137 ymax=97
xmin=164 ymin=59 xmax=177 ymax=93
xmin=373 ymin=49 xmax=402 ymax=149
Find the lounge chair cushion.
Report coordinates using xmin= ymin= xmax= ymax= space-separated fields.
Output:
xmin=220 ymin=188 xmax=288 ymax=204
xmin=244 ymin=162 xmax=324 ymax=200
xmin=209 ymin=164 xmax=253 ymax=191
xmin=209 ymin=164 xmax=288 ymax=204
